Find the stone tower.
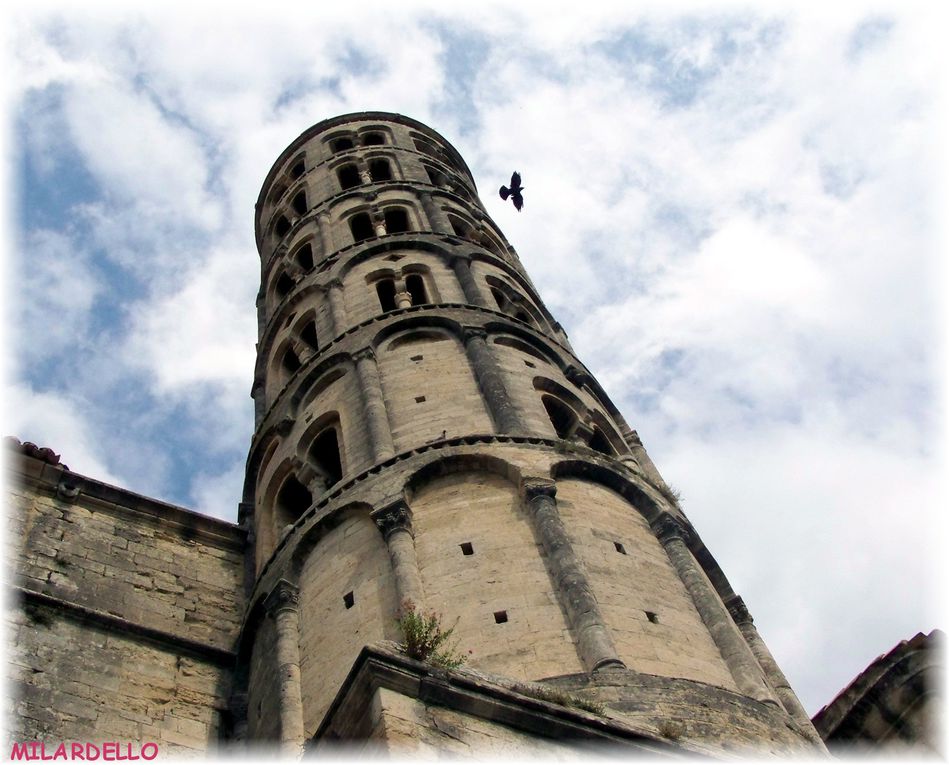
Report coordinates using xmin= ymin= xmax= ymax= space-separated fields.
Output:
xmin=239 ymin=112 xmax=825 ymax=755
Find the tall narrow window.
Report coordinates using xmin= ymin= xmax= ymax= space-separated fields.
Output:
xmin=282 ymin=348 xmax=301 ymax=374
xmin=405 ymin=274 xmax=428 ymax=305
xmin=275 ymin=215 xmax=291 ymax=238
xmin=276 ymin=475 xmax=312 ymax=526
xmin=349 ymin=213 xmax=374 ymax=243
xmin=384 ymin=208 xmax=409 ymax=234
xmin=491 ymin=288 xmax=507 ymax=311
xmin=290 ymin=159 xmax=305 ymax=179
xmin=542 ymin=395 xmax=576 ymax=439
xmin=295 ymin=243 xmax=314 ymax=271
xmin=337 ymin=164 xmax=361 ymax=190
xmin=308 ymin=428 xmax=342 ymax=487
xmin=292 ymin=190 xmax=307 ymax=216
xmin=589 ymin=428 xmax=613 ymax=456
xmin=300 ymin=322 xmax=319 ymax=351
xmin=369 ymin=159 xmax=392 ymax=182
xmin=376 ymin=279 xmax=397 ymax=312
xmin=275 ymin=273 xmax=294 ymax=298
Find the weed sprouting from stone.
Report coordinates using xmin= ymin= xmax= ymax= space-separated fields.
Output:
xmin=396 ymin=600 xmax=468 ymax=670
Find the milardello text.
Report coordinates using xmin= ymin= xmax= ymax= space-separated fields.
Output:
xmin=10 ymin=742 xmax=158 ymax=761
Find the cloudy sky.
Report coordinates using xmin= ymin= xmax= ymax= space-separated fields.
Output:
xmin=5 ymin=2 xmax=945 ymax=718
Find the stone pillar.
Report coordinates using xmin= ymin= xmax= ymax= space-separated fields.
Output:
xmin=353 ymin=348 xmax=396 ymax=462
xmin=726 ymin=595 xmax=824 ymax=742
xmin=372 ymin=500 xmax=425 ymax=608
xmin=523 ymin=478 xmax=625 ymax=673
xmin=326 ymin=279 xmax=348 ymax=337
xmin=263 ymin=580 xmax=305 ymax=755
xmin=653 ymin=515 xmax=777 ymax=705
xmin=394 ymin=290 xmax=412 ymax=309
xmin=462 ymin=327 xmax=524 ymax=434
xmin=450 ymin=255 xmax=489 ymax=308
xmin=419 ymin=190 xmax=452 ymax=235
xmin=317 ymin=211 xmax=334 ymax=257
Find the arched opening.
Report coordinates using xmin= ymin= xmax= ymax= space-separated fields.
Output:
xmin=282 ymin=347 xmax=301 ymax=374
xmin=275 ymin=475 xmax=312 ymax=528
xmin=384 ymin=208 xmax=410 ymax=234
xmin=331 ymin=137 xmax=354 ymax=153
xmin=349 ymin=212 xmax=374 ymax=243
xmin=425 ymin=166 xmax=448 ymax=187
xmin=290 ymin=159 xmax=305 ymax=179
xmin=369 ymin=159 xmax=392 ymax=182
xmin=308 ymin=427 xmax=343 ymax=488
xmin=513 ymin=308 xmax=532 ymax=324
xmin=275 ymin=215 xmax=291 ymax=238
xmin=491 ymin=288 xmax=507 ymax=311
xmin=295 ymin=243 xmax=314 ymax=271
xmin=337 ymin=164 xmax=361 ymax=190
xmin=275 ymin=273 xmax=294 ymax=298
xmin=362 ymin=132 xmax=385 ymax=146
xmin=300 ymin=322 xmax=319 ymax=351
xmin=405 ymin=274 xmax=428 ymax=305
xmin=413 ymin=137 xmax=437 ymax=158
xmin=542 ymin=395 xmax=577 ymax=440
xmin=449 ymin=215 xmax=471 ymax=238
xmin=589 ymin=428 xmax=614 ymax=456
xmin=291 ymin=190 xmax=307 ymax=216
xmin=376 ymin=279 xmax=397 ymax=312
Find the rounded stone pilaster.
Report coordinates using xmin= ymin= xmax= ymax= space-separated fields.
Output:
xmin=263 ymin=580 xmax=305 ymax=755
xmin=372 ymin=500 xmax=425 ymax=609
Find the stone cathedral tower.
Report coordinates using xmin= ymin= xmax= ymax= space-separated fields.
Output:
xmin=238 ymin=112 xmax=825 ymax=755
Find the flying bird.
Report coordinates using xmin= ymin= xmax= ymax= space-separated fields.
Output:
xmin=499 ymin=171 xmax=524 ymax=211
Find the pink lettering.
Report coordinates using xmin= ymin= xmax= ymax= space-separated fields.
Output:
xmin=52 ymin=744 xmax=67 ymax=760
xmin=86 ymin=744 xmax=100 ymax=761
xmin=10 ymin=742 xmax=30 ymax=761
xmin=140 ymin=743 xmax=157 ymax=761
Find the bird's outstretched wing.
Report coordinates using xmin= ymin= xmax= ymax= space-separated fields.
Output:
xmin=499 ymin=185 xmax=511 ymax=200
xmin=511 ymin=192 xmax=524 ymax=211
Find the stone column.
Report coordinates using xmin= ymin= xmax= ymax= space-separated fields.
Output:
xmin=726 ymin=595 xmax=824 ymax=741
xmin=317 ymin=211 xmax=334 ymax=257
xmin=419 ymin=190 xmax=452 ymax=235
xmin=263 ymin=580 xmax=305 ymax=755
xmin=450 ymin=255 xmax=489 ymax=308
xmin=462 ymin=327 xmax=524 ymax=434
xmin=372 ymin=500 xmax=425 ymax=608
xmin=653 ymin=515 xmax=777 ymax=705
xmin=523 ymin=478 xmax=625 ymax=673
xmin=325 ymin=279 xmax=348 ymax=337
xmin=394 ymin=290 xmax=412 ymax=309
xmin=353 ymin=348 xmax=396 ymax=462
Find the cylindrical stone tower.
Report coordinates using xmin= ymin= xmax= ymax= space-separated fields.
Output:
xmin=238 ymin=112 xmax=825 ymax=755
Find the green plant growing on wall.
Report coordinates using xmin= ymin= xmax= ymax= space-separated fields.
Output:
xmin=396 ymin=600 xmax=468 ymax=670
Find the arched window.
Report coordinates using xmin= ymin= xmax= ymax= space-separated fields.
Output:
xmin=290 ymin=159 xmax=305 ymax=179
xmin=405 ymin=274 xmax=428 ymax=305
xmin=376 ymin=279 xmax=397 ymax=312
xmin=384 ymin=208 xmax=410 ymax=234
xmin=425 ymin=166 xmax=448 ymax=187
xmin=291 ymin=190 xmax=307 ymax=216
xmin=282 ymin=347 xmax=301 ymax=374
xmin=295 ymin=243 xmax=314 ymax=271
xmin=275 ymin=273 xmax=294 ymax=298
xmin=337 ymin=164 xmax=361 ymax=190
xmin=275 ymin=475 xmax=312 ymax=527
xmin=588 ymin=428 xmax=614 ymax=456
xmin=349 ymin=212 xmax=374 ymax=243
xmin=275 ymin=215 xmax=291 ymax=238
xmin=331 ymin=137 xmax=354 ymax=153
xmin=362 ymin=132 xmax=385 ymax=146
xmin=542 ymin=395 xmax=577 ymax=440
xmin=308 ymin=427 xmax=342 ymax=488
xmin=491 ymin=288 xmax=507 ymax=311
xmin=369 ymin=158 xmax=392 ymax=182
xmin=300 ymin=322 xmax=319 ymax=351
xmin=449 ymin=215 xmax=471 ymax=238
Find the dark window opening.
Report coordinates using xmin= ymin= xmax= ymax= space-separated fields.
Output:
xmin=405 ymin=274 xmax=427 ymax=305
xmin=343 ymin=592 xmax=355 ymax=609
xmin=493 ymin=610 xmax=508 ymax=624
xmin=276 ymin=475 xmax=312 ymax=524
xmin=542 ymin=396 xmax=576 ymax=440
xmin=284 ymin=312 xmax=297 ymax=328
xmin=369 ymin=159 xmax=392 ymax=182
xmin=308 ymin=427 xmax=343 ymax=487
xmin=290 ymin=160 xmax=305 ymax=179
xmin=413 ymin=138 xmax=437 ymax=157
xmin=460 ymin=542 xmax=474 ymax=556
xmin=645 ymin=611 xmax=659 ymax=624
xmin=513 ymin=309 xmax=531 ymax=324
xmin=362 ymin=132 xmax=385 ymax=146
xmin=271 ymin=184 xmax=287 ymax=204
xmin=415 ymin=396 xmax=426 ymax=403
xmin=300 ymin=322 xmax=319 ymax=351
xmin=337 ymin=164 xmax=361 ymax=190
xmin=331 ymin=137 xmax=354 ymax=153
xmin=349 ymin=212 xmax=374 ymax=243
xmin=376 ymin=279 xmax=397 ymax=312
xmin=282 ymin=348 xmax=301 ymax=373
xmin=295 ymin=243 xmax=314 ymax=271
xmin=275 ymin=273 xmax=294 ymax=298
xmin=614 ymin=541 xmax=627 ymax=555
xmin=589 ymin=428 xmax=614 ymax=456
xmin=384 ymin=208 xmax=410 ymax=234
xmin=291 ymin=191 xmax=307 ymax=216
xmin=491 ymin=288 xmax=507 ymax=310
xmin=275 ymin=215 xmax=291 ymax=238
xmin=449 ymin=217 xmax=470 ymax=238
xmin=425 ymin=166 xmax=447 ymax=186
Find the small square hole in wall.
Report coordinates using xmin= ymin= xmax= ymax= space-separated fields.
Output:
xmin=459 ymin=542 xmax=474 ymax=556
xmin=411 ymin=355 xmax=424 ymax=362
xmin=524 ymin=360 xmax=536 ymax=368
xmin=614 ymin=541 xmax=627 ymax=555
xmin=494 ymin=610 xmax=508 ymax=624
xmin=415 ymin=396 xmax=426 ymax=403
xmin=343 ymin=592 xmax=355 ymax=609
xmin=645 ymin=611 xmax=659 ymax=624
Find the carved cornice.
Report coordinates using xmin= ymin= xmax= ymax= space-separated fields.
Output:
xmin=372 ymin=501 xmax=414 ymax=539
